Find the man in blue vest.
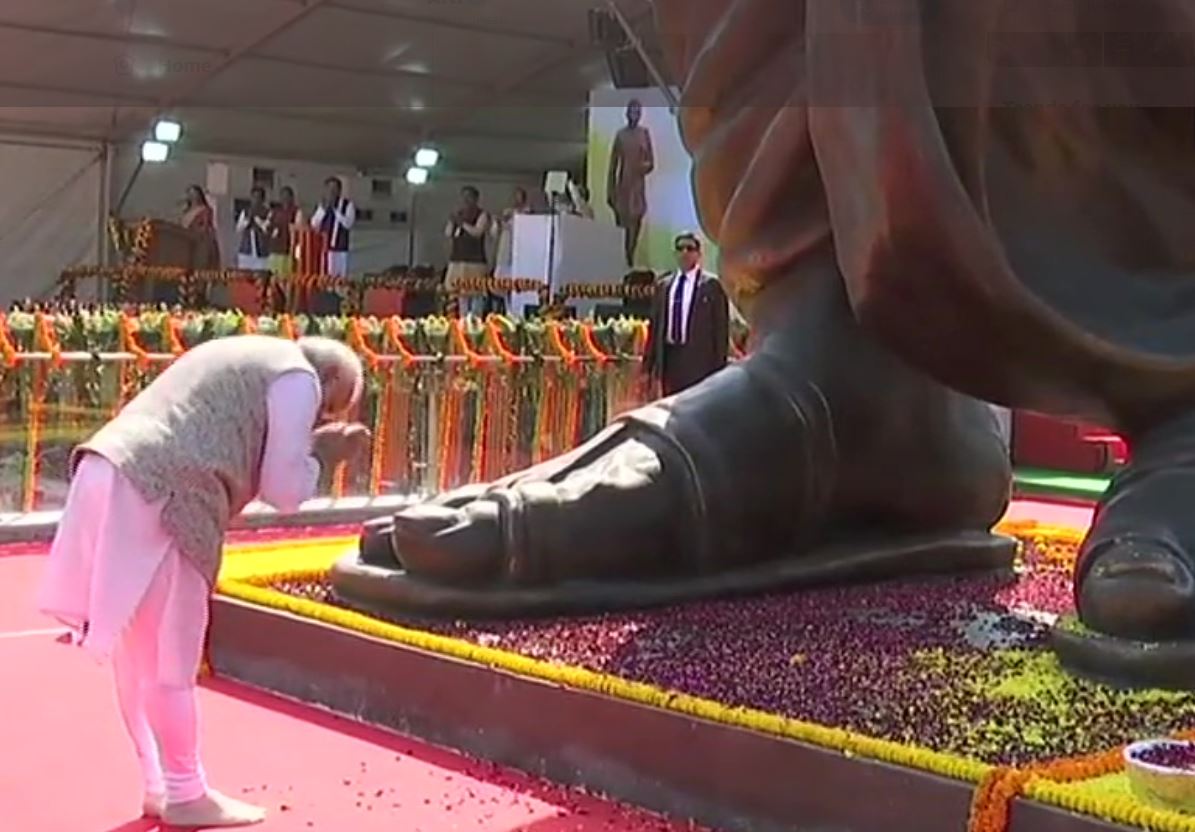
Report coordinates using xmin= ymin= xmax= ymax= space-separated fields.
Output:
xmin=309 ymin=177 xmax=355 ymax=277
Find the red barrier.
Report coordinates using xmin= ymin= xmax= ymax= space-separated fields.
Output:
xmin=228 ymin=279 xmax=263 ymax=313
xmin=362 ymin=287 xmax=405 ymax=317
xmin=1012 ymin=412 xmax=1128 ymax=473
xmin=294 ymin=229 xmax=327 ymax=277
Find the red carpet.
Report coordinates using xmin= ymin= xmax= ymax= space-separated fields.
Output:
xmin=1001 ymin=497 xmax=1093 ymax=529
xmin=0 ymin=553 xmax=703 ymax=831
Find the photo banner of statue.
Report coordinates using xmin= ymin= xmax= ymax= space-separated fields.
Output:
xmin=586 ymin=87 xmax=719 ymax=274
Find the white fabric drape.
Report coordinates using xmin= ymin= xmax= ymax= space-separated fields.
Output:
xmin=0 ymin=141 xmax=102 ymax=304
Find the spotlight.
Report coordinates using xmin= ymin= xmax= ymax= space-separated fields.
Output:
xmin=414 ymin=147 xmax=439 ymax=168
xmin=405 ymin=166 xmax=429 ymax=185
xmin=153 ymin=119 xmax=182 ymax=143
xmin=141 ymin=140 xmax=169 ymax=162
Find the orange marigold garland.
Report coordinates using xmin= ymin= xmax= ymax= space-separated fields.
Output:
xmin=531 ymin=365 xmax=554 ymax=463
xmin=547 ymin=320 xmax=578 ymax=367
xmin=347 ymin=317 xmax=381 ymax=371
xmin=369 ymin=369 xmax=394 ymax=495
xmin=386 ymin=376 xmax=413 ymax=491
xmin=34 ymin=312 xmax=63 ymax=369
xmin=21 ymin=361 xmax=48 ymax=512
xmin=20 ymin=315 xmax=62 ymax=511
xmin=486 ymin=317 xmax=520 ymax=364
xmin=280 ymin=314 xmax=298 ymax=341
xmin=968 ymin=767 xmax=1035 ymax=832
xmin=384 ymin=317 xmax=418 ymax=367
xmin=451 ymin=317 xmax=485 ymax=368
xmin=166 ymin=315 xmax=186 ymax=356
xmin=469 ymin=370 xmax=490 ymax=482
xmin=113 ymin=360 xmax=132 ymax=416
xmin=118 ymin=313 xmax=151 ymax=368
xmin=965 ymin=727 xmax=1195 ymax=832
xmin=487 ymin=374 xmax=512 ymax=480
xmin=0 ymin=313 xmax=20 ymax=367
xmin=439 ymin=378 xmax=464 ymax=492
xmin=579 ymin=322 xmax=610 ymax=365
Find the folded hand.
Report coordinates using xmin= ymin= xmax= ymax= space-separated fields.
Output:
xmin=311 ymin=422 xmax=372 ymax=468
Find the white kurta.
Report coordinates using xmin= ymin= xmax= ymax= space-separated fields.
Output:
xmin=37 ymin=370 xmax=323 ymax=665
xmin=310 ymin=200 xmax=355 ymax=278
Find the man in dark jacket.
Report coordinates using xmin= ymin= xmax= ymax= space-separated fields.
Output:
xmin=643 ymin=232 xmax=729 ymax=395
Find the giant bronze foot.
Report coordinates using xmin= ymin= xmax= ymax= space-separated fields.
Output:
xmin=1052 ymin=413 xmax=1195 ymax=689
xmin=331 ymin=258 xmax=1016 ymax=619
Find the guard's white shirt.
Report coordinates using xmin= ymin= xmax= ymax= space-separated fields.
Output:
xmin=667 ymin=267 xmax=700 ymax=344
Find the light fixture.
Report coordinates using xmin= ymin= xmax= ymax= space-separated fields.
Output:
xmin=153 ymin=119 xmax=182 ymax=143
xmin=405 ymin=165 xmax=429 ymax=185
xmin=413 ymin=147 xmax=439 ymax=168
xmin=141 ymin=140 xmax=169 ymax=163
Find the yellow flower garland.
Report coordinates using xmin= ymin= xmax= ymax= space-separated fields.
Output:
xmin=1026 ymin=778 xmax=1195 ymax=832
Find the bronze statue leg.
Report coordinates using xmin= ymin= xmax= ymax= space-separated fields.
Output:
xmin=332 ymin=248 xmax=1014 ymax=618
xmin=623 ymin=217 xmax=642 ymax=268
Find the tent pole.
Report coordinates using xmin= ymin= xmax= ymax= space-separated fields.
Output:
xmin=113 ymin=156 xmax=144 ymax=218
xmin=407 ymin=187 xmax=419 ymax=267
xmin=98 ymin=142 xmax=113 ymax=268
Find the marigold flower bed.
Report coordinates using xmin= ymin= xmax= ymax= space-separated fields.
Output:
xmin=260 ymin=534 xmax=1195 ymax=768
xmin=214 ymin=522 xmax=1195 ymax=832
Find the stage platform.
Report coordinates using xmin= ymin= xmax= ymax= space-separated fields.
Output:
xmin=203 ymin=503 xmax=1195 ymax=832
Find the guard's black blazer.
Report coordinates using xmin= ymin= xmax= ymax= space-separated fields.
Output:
xmin=644 ymin=269 xmax=730 ymax=395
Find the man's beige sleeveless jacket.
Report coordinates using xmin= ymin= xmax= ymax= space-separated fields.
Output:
xmin=74 ymin=336 xmax=317 ymax=584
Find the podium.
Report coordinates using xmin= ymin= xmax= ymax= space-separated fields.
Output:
xmin=510 ymin=214 xmax=624 ymax=315
xmin=131 ymin=219 xmax=220 ymax=304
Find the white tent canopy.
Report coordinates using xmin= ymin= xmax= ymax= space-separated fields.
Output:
xmin=0 ymin=0 xmax=661 ymax=300
xmin=0 ymin=0 xmax=657 ymax=175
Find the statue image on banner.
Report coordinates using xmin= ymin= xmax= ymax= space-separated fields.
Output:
xmin=606 ymin=99 xmax=654 ymax=268
xmin=335 ymin=0 xmax=1195 ymax=688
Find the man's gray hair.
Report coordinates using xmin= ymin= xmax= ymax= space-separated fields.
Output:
xmin=297 ymin=336 xmax=364 ymax=397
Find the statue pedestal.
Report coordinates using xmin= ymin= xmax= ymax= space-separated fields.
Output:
xmin=208 ymin=530 xmax=1120 ymax=832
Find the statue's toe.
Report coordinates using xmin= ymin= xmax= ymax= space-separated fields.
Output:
xmin=390 ymin=501 xmax=503 ymax=585
xmin=1079 ymin=538 xmax=1195 ymax=641
xmin=359 ymin=516 xmax=398 ymax=567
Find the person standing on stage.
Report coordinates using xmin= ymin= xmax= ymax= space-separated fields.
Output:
xmin=37 ymin=335 xmax=369 ymax=828
xmin=310 ymin=177 xmax=355 ymax=277
xmin=235 ymin=186 xmax=270 ymax=272
xmin=267 ymin=186 xmax=304 ymax=277
xmin=180 ymin=184 xmax=221 ymax=270
xmin=494 ymin=186 xmax=536 ymax=316
xmin=444 ymin=185 xmax=492 ymax=317
xmin=643 ymin=232 xmax=729 ymax=396
xmin=492 ymin=186 xmax=529 ymax=280
xmin=607 ymin=99 xmax=654 ymax=268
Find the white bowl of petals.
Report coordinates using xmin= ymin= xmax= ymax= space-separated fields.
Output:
xmin=1125 ymin=739 xmax=1195 ymax=813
